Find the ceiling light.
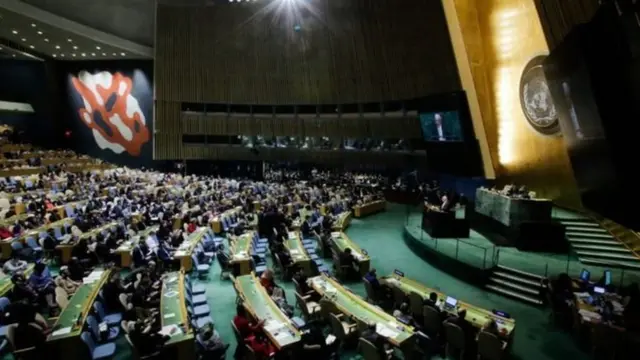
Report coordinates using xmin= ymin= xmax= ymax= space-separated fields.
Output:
xmin=72 ymin=53 xmax=76 ymax=57
xmin=73 ymin=46 xmax=78 ymax=50
xmin=102 ymin=53 xmax=106 ymax=56
xmin=29 ymin=45 xmax=34 ymax=49
xmin=55 ymin=45 xmax=60 ymax=49
xmin=112 ymin=53 xmax=116 ymax=56
xmin=67 ymin=38 xmax=73 ymax=42
xmin=31 ymin=24 xmax=36 ymax=28
xmin=37 ymin=31 xmax=43 ymax=35
xmin=81 ymin=53 xmax=86 ymax=57
xmin=120 ymin=52 xmax=126 ymax=56
xmin=12 ymin=55 xmax=15 ymax=58
xmin=52 ymin=54 xmax=56 ymax=58
xmin=44 ymin=38 xmax=49 ymax=42
xmin=21 ymin=38 xmax=26 ymax=42
xmin=96 ymin=46 xmax=101 ymax=50
xmin=12 ymin=30 xmax=18 ymax=35
xmin=91 ymin=53 xmax=95 ymax=56
xmin=60 ymin=54 xmax=65 ymax=57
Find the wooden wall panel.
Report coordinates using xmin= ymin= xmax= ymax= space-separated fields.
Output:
xmin=451 ymin=0 xmax=582 ymax=207
xmin=534 ymin=0 xmax=601 ymax=50
xmin=155 ymin=0 xmax=460 ymax=105
xmin=154 ymin=101 xmax=182 ymax=160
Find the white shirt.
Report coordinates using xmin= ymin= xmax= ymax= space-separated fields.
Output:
xmin=145 ymin=235 xmax=159 ymax=252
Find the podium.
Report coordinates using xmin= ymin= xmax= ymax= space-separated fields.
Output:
xmin=422 ymin=204 xmax=470 ymax=238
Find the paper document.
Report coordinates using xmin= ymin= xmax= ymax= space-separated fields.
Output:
xmin=164 ymin=291 xmax=179 ymax=298
xmin=163 ymin=313 xmax=176 ymax=319
xmin=51 ymin=326 xmax=72 ymax=337
xmin=159 ymin=324 xmax=183 ymax=337
xmin=376 ymin=323 xmax=399 ymax=338
xmin=264 ymin=320 xmax=283 ymax=333
xmin=174 ymin=251 xmax=187 ymax=257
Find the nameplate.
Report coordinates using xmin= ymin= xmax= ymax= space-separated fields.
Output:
xmin=492 ymin=309 xmax=510 ymax=318
xmin=394 ymin=269 xmax=405 ymax=277
xmin=361 ymin=249 xmax=368 ymax=255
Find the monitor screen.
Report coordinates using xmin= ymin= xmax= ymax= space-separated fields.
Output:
xmin=419 ymin=111 xmax=463 ymax=142
xmin=594 ymin=286 xmax=605 ymax=294
xmin=580 ymin=269 xmax=590 ymax=282
xmin=394 ymin=269 xmax=405 ymax=277
xmin=445 ymin=296 xmax=458 ymax=307
xmin=604 ymin=270 xmax=612 ymax=286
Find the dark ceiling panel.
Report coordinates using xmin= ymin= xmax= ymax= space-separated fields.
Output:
xmin=534 ymin=0 xmax=601 ymax=50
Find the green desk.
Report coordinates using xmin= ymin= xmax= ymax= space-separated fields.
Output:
xmin=56 ymin=222 xmax=118 ymax=264
xmin=285 ymin=231 xmax=312 ymax=276
xmin=234 ymin=273 xmax=301 ymax=349
xmin=230 ymin=232 xmax=253 ymax=276
xmin=330 ymin=232 xmax=370 ymax=275
xmin=114 ymin=225 xmax=159 ymax=268
xmin=48 ymin=268 xmax=111 ymax=360
xmin=1 ymin=217 xmax=74 ymax=260
xmin=332 ymin=211 xmax=352 ymax=231
xmin=161 ymin=271 xmax=195 ymax=359
xmin=173 ymin=227 xmax=211 ymax=271
xmin=309 ymin=274 xmax=414 ymax=347
xmin=381 ymin=273 xmax=516 ymax=342
xmin=0 ymin=263 xmax=34 ymax=297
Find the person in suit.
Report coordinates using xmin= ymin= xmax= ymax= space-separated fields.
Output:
xmin=445 ymin=309 xmax=477 ymax=355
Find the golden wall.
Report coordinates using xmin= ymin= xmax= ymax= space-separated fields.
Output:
xmin=444 ymin=0 xmax=582 ymax=208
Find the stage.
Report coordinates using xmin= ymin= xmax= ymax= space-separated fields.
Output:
xmin=403 ymin=210 xmax=640 ymax=285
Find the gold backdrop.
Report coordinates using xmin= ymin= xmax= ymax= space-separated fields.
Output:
xmin=444 ymin=0 xmax=582 ymax=208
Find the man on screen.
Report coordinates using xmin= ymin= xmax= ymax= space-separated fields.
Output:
xmin=434 ymin=113 xmax=447 ymax=141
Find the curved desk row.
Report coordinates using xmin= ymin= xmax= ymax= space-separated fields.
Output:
xmin=353 ymin=200 xmax=386 ymax=218
xmin=56 ymin=221 xmax=120 ymax=264
xmin=0 ymin=263 xmax=34 ymax=297
xmin=381 ymin=273 xmax=516 ymax=342
xmin=174 ymin=227 xmax=212 ymax=271
xmin=114 ymin=225 xmax=160 ymax=267
xmin=1 ymin=217 xmax=75 ymax=259
xmin=234 ymin=273 xmax=301 ymax=349
xmin=330 ymin=231 xmax=370 ymax=275
xmin=160 ymin=271 xmax=195 ymax=358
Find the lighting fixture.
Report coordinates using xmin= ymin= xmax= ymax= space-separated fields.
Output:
xmin=52 ymin=54 xmax=56 ymax=58
xmin=96 ymin=46 xmax=101 ymax=50
xmin=120 ymin=52 xmax=126 ymax=56
xmin=29 ymin=45 xmax=34 ymax=49
xmin=73 ymin=46 xmax=78 ymax=50
xmin=91 ymin=53 xmax=95 ymax=56
xmin=60 ymin=54 xmax=65 ymax=57
xmin=112 ymin=53 xmax=116 ymax=56
xmin=55 ymin=45 xmax=60 ymax=49
xmin=21 ymin=38 xmax=26 ymax=42
xmin=44 ymin=38 xmax=49 ymax=42
xmin=12 ymin=30 xmax=18 ymax=35
xmin=37 ymin=31 xmax=43 ymax=35
xmin=31 ymin=24 xmax=36 ymax=28
xmin=81 ymin=53 xmax=86 ymax=57
xmin=67 ymin=38 xmax=73 ymax=42
xmin=72 ymin=53 xmax=76 ymax=57
xmin=102 ymin=53 xmax=106 ymax=56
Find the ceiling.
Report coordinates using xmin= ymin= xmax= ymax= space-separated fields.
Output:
xmin=21 ymin=0 xmax=213 ymax=47
xmin=0 ymin=0 xmax=153 ymax=60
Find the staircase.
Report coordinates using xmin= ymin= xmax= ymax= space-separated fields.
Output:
xmin=557 ymin=217 xmax=640 ymax=270
xmin=485 ymin=265 xmax=545 ymax=306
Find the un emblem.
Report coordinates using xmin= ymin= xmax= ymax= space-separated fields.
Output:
xmin=519 ymin=56 xmax=560 ymax=136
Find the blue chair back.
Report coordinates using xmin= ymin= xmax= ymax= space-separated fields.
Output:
xmin=26 ymin=237 xmax=39 ymax=249
xmin=54 ymin=227 xmax=63 ymax=239
xmin=80 ymin=331 xmax=96 ymax=352
xmin=11 ymin=242 xmax=23 ymax=250
xmin=191 ymin=255 xmax=200 ymax=267
xmin=93 ymin=301 xmax=106 ymax=320
xmin=0 ymin=297 xmax=10 ymax=312
xmin=86 ymin=315 xmax=101 ymax=340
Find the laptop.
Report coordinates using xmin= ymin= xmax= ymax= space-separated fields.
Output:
xmin=593 ymin=286 xmax=606 ymax=295
xmin=444 ymin=296 xmax=458 ymax=311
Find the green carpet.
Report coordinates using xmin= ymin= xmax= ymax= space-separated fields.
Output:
xmin=6 ymin=204 xmax=591 ymax=360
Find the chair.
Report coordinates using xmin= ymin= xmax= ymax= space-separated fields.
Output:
xmin=191 ymin=254 xmax=210 ymax=279
xmin=87 ymin=315 xmax=120 ymax=342
xmin=443 ymin=322 xmax=465 ymax=360
xmin=358 ymin=338 xmax=393 ymax=360
xmin=294 ymin=292 xmax=321 ymax=320
xmin=362 ymin=278 xmax=378 ymax=304
xmin=124 ymin=334 xmax=161 ymax=359
xmin=186 ymin=298 xmax=211 ymax=318
xmin=231 ymin=321 xmax=246 ymax=359
xmin=391 ymin=286 xmax=406 ymax=308
xmin=80 ymin=331 xmax=116 ymax=360
xmin=244 ymin=344 xmax=257 ymax=360
xmin=186 ymin=276 xmax=206 ymax=295
xmin=329 ymin=313 xmax=357 ymax=343
xmin=408 ymin=292 xmax=423 ymax=318
xmin=195 ymin=333 xmax=229 ymax=360
xmin=422 ymin=306 xmax=442 ymax=337
xmin=93 ymin=301 xmax=122 ymax=327
xmin=477 ymin=331 xmax=506 ymax=360
xmin=186 ymin=287 xmax=208 ymax=306
xmin=217 ymin=253 xmax=232 ymax=280
xmin=55 ymin=286 xmax=69 ymax=309
xmin=25 ymin=237 xmax=42 ymax=254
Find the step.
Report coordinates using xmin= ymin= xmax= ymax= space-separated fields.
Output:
xmin=565 ymin=226 xmax=609 ymax=234
xmin=485 ymin=284 xmax=544 ymax=305
xmin=566 ymin=231 xmax=614 ymax=240
xmin=568 ymin=238 xmax=623 ymax=246
xmin=496 ymin=265 xmax=544 ymax=281
xmin=561 ymin=221 xmax=601 ymax=227
xmin=575 ymin=251 xmax=640 ymax=261
xmin=570 ymin=244 xmax=630 ymax=253
xmin=489 ymin=277 xmax=541 ymax=296
xmin=580 ymin=258 xmax=640 ymax=270
xmin=492 ymin=271 xmax=543 ymax=288
xmin=554 ymin=217 xmax=593 ymax=223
